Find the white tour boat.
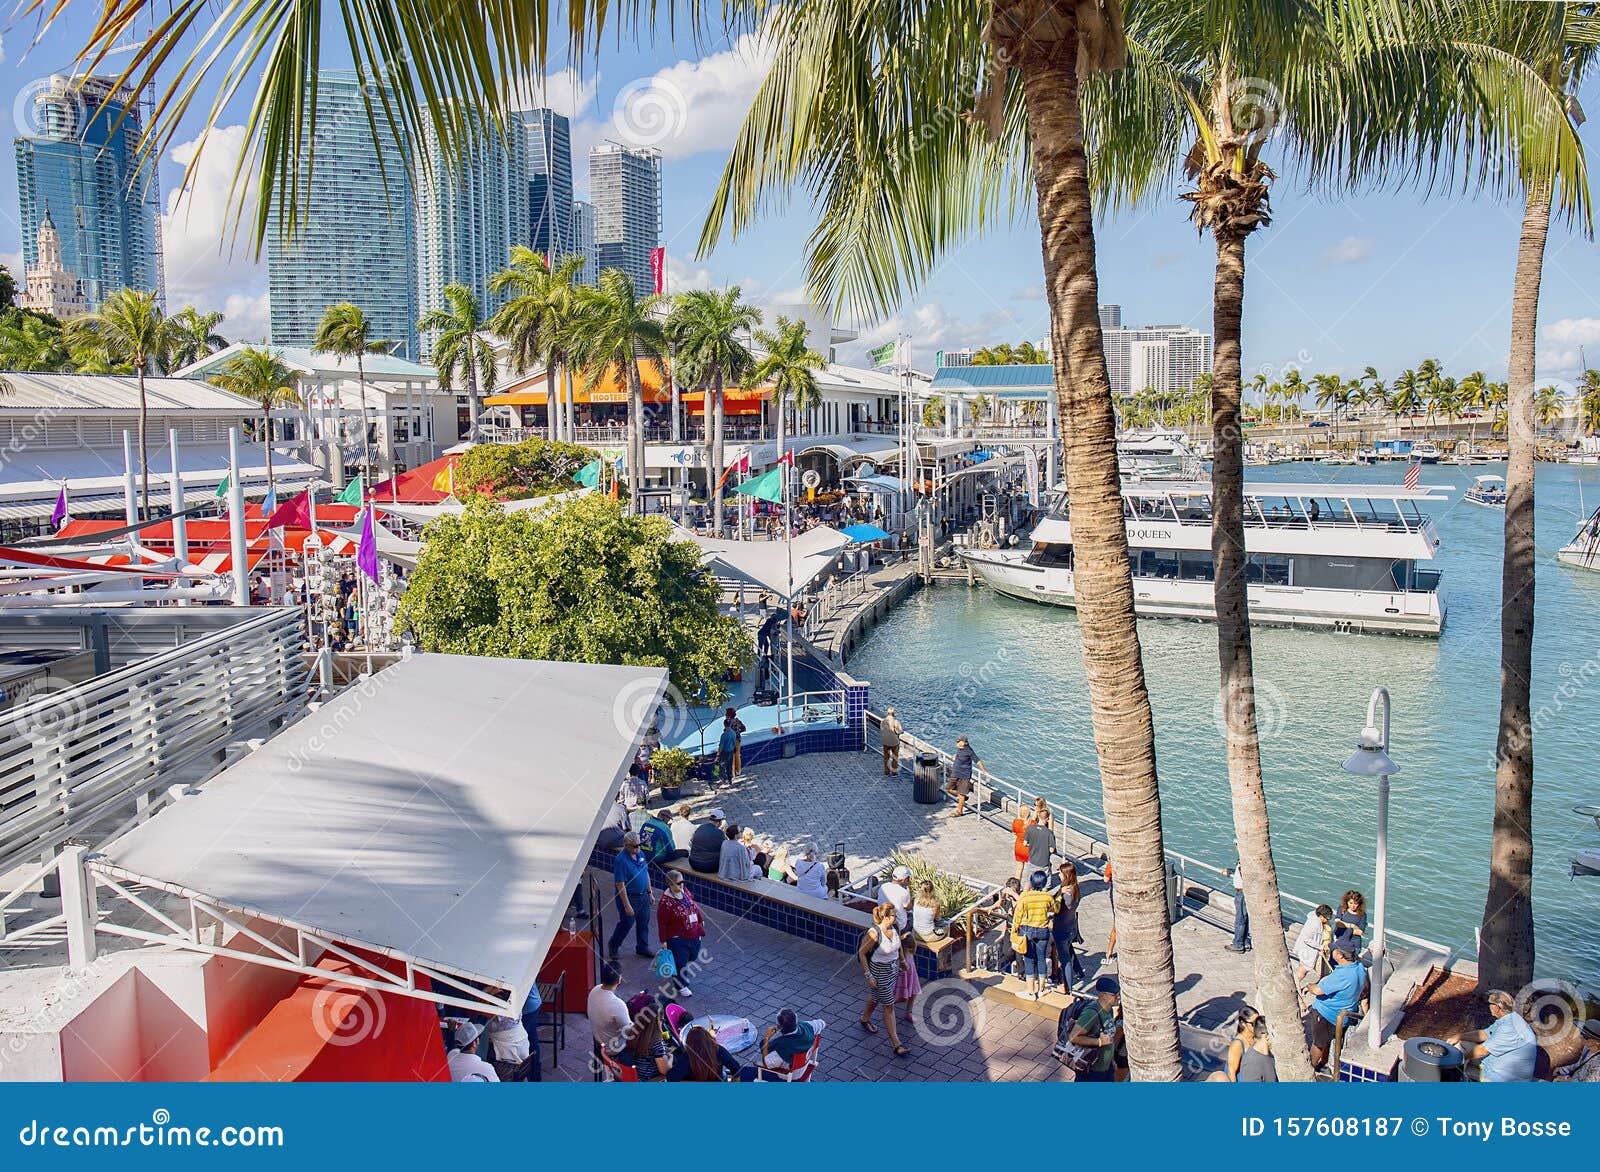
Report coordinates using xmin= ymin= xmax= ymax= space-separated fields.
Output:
xmin=961 ymin=480 xmax=1448 ymax=636
xmin=1557 ymin=505 xmax=1600 ymax=572
xmin=1464 ymin=474 xmax=1508 ymax=507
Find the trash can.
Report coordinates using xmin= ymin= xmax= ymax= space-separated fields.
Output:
xmin=912 ymin=753 xmax=944 ymax=804
xmin=1398 ymin=1037 xmax=1464 ymax=1082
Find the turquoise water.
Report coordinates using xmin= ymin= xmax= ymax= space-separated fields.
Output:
xmin=848 ymin=463 xmax=1600 ymax=984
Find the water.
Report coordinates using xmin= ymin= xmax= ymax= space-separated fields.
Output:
xmin=848 ymin=462 xmax=1600 ymax=984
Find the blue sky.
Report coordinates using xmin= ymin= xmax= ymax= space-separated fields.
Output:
xmin=1 ymin=11 xmax=1597 ymax=384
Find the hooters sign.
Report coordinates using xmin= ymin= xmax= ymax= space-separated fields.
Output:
xmin=650 ymin=247 xmax=666 ymax=294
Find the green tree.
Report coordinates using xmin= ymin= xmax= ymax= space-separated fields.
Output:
xmin=1578 ymin=369 xmax=1600 ymax=436
xmin=397 ymin=495 xmax=752 ymax=701
xmin=165 ymin=307 xmax=227 ymax=368
xmin=666 ymin=287 xmax=758 ymax=533
xmin=490 ymin=248 xmax=587 ymax=442
xmin=314 ymin=302 xmax=391 ymax=479
xmin=0 ymin=312 xmax=70 ymax=371
xmin=74 ymin=290 xmax=167 ymax=517
xmin=922 ymin=394 xmax=946 ymax=427
xmin=1459 ymin=370 xmax=1488 ymax=445
xmin=453 ymin=437 xmax=599 ymax=499
xmin=419 ymin=284 xmax=497 ymax=443
xmin=208 ymin=346 xmax=300 ymax=491
xmin=751 ymin=315 xmax=825 ymax=467
xmin=1534 ymin=383 xmax=1567 ymax=430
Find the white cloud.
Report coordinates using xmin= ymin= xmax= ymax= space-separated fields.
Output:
xmin=512 ymin=67 xmax=600 ymax=122
xmin=1 ymin=250 xmax=22 ymax=280
xmin=664 ymin=253 xmax=718 ymax=293
xmin=847 ymin=299 xmax=1046 ymax=366
xmin=1319 ymin=236 xmax=1374 ymax=266
xmin=160 ymin=124 xmax=270 ymax=341
xmin=579 ymin=32 xmax=775 ymax=164
xmin=1537 ymin=316 xmax=1600 ymax=374
xmin=1011 ymin=284 xmax=1044 ymax=302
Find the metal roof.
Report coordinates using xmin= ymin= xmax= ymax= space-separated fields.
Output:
xmin=0 ymin=441 xmax=318 ymax=503
xmin=1118 ymin=480 xmax=1451 ymax=500
xmin=175 ymin=343 xmax=439 ymax=382
xmin=0 ymin=373 xmax=257 ymax=412
xmin=930 ymin=364 xmax=1055 ymax=393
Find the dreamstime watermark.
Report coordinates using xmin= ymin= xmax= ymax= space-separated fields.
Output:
xmin=610 ymin=675 xmax=687 ymax=741
xmin=7 ymin=675 xmax=92 ymax=745
xmin=15 ymin=1109 xmax=284 ymax=1148
xmin=1514 ymin=977 xmax=1591 ymax=1051
xmin=1212 ymin=676 xmax=1291 ymax=743
xmin=310 ymin=984 xmax=389 ymax=1048
xmin=907 ymin=977 xmax=988 ymax=1048
xmin=283 ymin=667 xmax=396 ymax=773
xmin=612 ymin=78 xmax=689 ymax=150
xmin=1226 ymin=76 xmax=1285 ymax=141
xmin=921 ymin=645 xmax=1016 ymax=732
xmin=1489 ymin=646 xmax=1600 ymax=769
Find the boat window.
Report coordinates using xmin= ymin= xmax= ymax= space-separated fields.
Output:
xmin=1027 ymin=542 xmax=1074 ymax=569
xmin=1413 ymin=568 xmax=1442 ymax=592
xmin=1178 ymin=551 xmax=1213 ymax=581
xmin=1139 ymin=550 xmax=1180 ymax=579
xmin=1245 ymin=554 xmax=1291 ymax=586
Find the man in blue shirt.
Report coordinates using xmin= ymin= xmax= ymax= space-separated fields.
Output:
xmin=608 ymin=832 xmax=653 ymax=960
xmin=637 ymin=808 xmax=686 ymax=865
xmin=1453 ymin=989 xmax=1539 ymax=1082
xmin=1306 ymin=944 xmax=1368 ymax=1069
xmin=943 ymin=736 xmax=982 ymax=818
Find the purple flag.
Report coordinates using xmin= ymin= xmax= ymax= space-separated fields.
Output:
xmin=50 ymin=485 xmax=68 ymax=530
xmin=356 ymin=506 xmax=379 ymax=583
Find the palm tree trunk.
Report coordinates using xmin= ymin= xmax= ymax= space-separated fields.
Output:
xmin=136 ymin=366 xmax=150 ymax=520
xmin=1480 ymin=181 xmax=1547 ymax=991
xmin=546 ymin=363 xmax=560 ymax=442
xmin=1019 ymin=40 xmax=1181 ymax=1081
xmin=711 ymin=373 xmax=726 ymax=537
xmin=355 ymin=350 xmax=374 ymax=483
xmin=1210 ymin=232 xmax=1314 ymax=1081
xmin=263 ymin=408 xmax=276 ymax=493
xmin=465 ymin=362 xmax=481 ymax=446
xmin=564 ymin=361 xmax=576 ymax=440
xmin=628 ymin=356 xmax=645 ymax=516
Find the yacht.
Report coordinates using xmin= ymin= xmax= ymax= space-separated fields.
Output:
xmin=1412 ymin=441 xmax=1443 ymax=464
xmin=1557 ymin=505 xmax=1600 ymax=572
xmin=1464 ymin=474 xmax=1508 ymax=507
xmin=961 ymin=480 xmax=1448 ymax=636
xmin=1117 ymin=427 xmax=1206 ymax=482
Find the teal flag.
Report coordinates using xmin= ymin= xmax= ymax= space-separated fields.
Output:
xmin=734 ymin=467 xmax=783 ymax=505
xmin=574 ymin=459 xmax=601 ymax=488
xmin=335 ymin=476 xmax=364 ymax=505
xmin=213 ymin=474 xmax=229 ymax=500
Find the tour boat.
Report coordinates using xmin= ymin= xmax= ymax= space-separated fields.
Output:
xmin=1557 ymin=505 xmax=1600 ymax=572
xmin=1412 ymin=441 xmax=1443 ymax=464
xmin=960 ymin=480 xmax=1448 ymax=636
xmin=1464 ymin=474 xmax=1508 ymax=508
xmin=1117 ymin=427 xmax=1206 ymax=482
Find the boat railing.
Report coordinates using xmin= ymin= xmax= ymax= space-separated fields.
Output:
xmin=678 ymin=690 xmax=847 ymax=757
xmin=866 ymin=711 xmax=1457 ymax=962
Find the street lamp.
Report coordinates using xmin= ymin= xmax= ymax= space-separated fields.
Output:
xmin=1341 ymin=686 xmax=1399 ymax=1051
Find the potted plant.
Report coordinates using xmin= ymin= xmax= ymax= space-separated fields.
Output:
xmin=650 ymin=747 xmax=695 ymax=801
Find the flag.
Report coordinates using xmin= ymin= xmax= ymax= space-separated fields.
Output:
xmin=734 ymin=467 xmax=784 ymax=505
xmin=777 ymin=449 xmax=794 ymax=467
xmin=50 ymin=485 xmax=68 ymax=530
xmin=356 ymin=507 xmax=380 ymax=583
xmin=574 ymin=459 xmax=601 ymax=488
xmin=213 ymin=474 xmax=229 ymax=500
xmin=265 ymin=489 xmax=312 ymax=530
xmin=430 ymin=462 xmax=454 ymax=494
xmin=869 ymin=341 xmax=897 ymax=369
xmin=335 ymin=476 xmax=364 ymax=506
xmin=650 ymin=246 xmax=666 ymax=294
xmin=1404 ymin=459 xmax=1420 ymax=490
xmin=261 ymin=486 xmax=277 ymax=514
xmin=716 ymin=452 xmax=751 ymax=490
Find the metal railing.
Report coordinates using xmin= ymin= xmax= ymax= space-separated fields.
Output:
xmin=677 ymin=689 xmax=846 ymax=757
xmin=865 ymin=711 xmax=1455 ymax=963
xmin=0 ymin=607 xmax=308 ymax=876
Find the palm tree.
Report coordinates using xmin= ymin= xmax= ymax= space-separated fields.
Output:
xmin=667 ymin=288 xmax=758 ymax=532
xmin=419 ymin=285 xmax=497 ymax=444
xmin=1280 ymin=368 xmax=1307 ymax=442
xmin=314 ymin=303 xmax=391 ymax=482
xmin=75 ymin=290 xmax=167 ymax=517
xmin=490 ymin=247 xmax=586 ymax=442
xmin=1578 ymin=369 xmax=1600 ymax=437
xmin=1459 ymin=370 xmax=1488 ymax=447
xmin=751 ymin=315 xmax=825 ymax=473
xmin=1390 ymin=368 xmax=1421 ymax=427
xmin=571 ymin=270 xmax=671 ymax=516
xmin=0 ymin=313 xmax=71 ymax=371
xmin=209 ymin=346 xmax=301 ymax=491
xmin=701 ymin=1 xmax=1185 ymax=1079
xmin=922 ymin=394 xmax=946 ymax=428
xmin=165 ymin=307 xmax=227 ymax=369
xmin=1013 ymin=340 xmax=1044 ymax=364
xmin=1534 ymin=384 xmax=1567 ymax=433
xmin=1434 ymin=375 xmax=1461 ymax=444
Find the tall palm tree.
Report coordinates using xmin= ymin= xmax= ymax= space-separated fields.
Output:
xmin=1579 ymin=369 xmax=1600 ymax=437
xmin=571 ymin=270 xmax=670 ymax=515
xmin=701 ymin=1 xmax=1186 ymax=1079
xmin=314 ymin=303 xmax=391 ymax=482
xmin=419 ymin=284 xmax=497 ymax=444
xmin=667 ymin=288 xmax=759 ymax=532
xmin=75 ymin=289 xmax=167 ymax=518
xmin=751 ymin=315 xmax=825 ymax=471
xmin=165 ymin=307 xmax=227 ymax=369
xmin=209 ymin=346 xmax=301 ymax=492
xmin=1534 ymin=384 xmax=1568 ymax=432
xmin=1459 ymin=370 xmax=1488 ymax=447
xmin=1313 ymin=373 xmax=1345 ymax=444
xmin=490 ymin=247 xmax=586 ymax=442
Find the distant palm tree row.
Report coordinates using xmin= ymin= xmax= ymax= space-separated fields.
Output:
xmin=967 ymin=340 xmax=1046 ymax=365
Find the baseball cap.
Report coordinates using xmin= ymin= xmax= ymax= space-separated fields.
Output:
xmin=452 ymin=1020 xmax=484 ymax=1048
xmin=892 ymin=865 xmax=911 ymax=880
xmin=708 ymin=808 xmax=726 ymax=820
xmin=1095 ymin=976 xmax=1121 ymax=996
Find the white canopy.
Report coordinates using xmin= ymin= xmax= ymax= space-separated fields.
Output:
xmin=672 ymin=524 xmax=849 ymax=598
xmin=95 ymin=654 xmax=667 ymax=1005
xmin=331 ymin=518 xmax=423 ymax=568
xmin=375 ymin=489 xmax=589 ymax=526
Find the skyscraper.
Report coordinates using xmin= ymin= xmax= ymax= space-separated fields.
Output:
xmin=266 ymin=72 xmax=418 ymax=357
xmin=1100 ymin=315 xmax=1214 ymax=399
xmin=572 ymin=200 xmax=597 ymax=286
xmin=14 ymin=75 xmax=163 ymax=312
xmin=521 ymin=109 xmax=574 ymax=262
xmin=414 ymin=111 xmax=529 ymax=356
xmin=589 ymin=143 xmax=661 ymax=297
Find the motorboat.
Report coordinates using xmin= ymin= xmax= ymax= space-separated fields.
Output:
xmin=1464 ymin=474 xmax=1508 ymax=508
xmin=1117 ymin=427 xmax=1206 ymax=482
xmin=961 ymin=479 xmax=1448 ymax=636
xmin=1573 ymin=848 xmax=1600 ymax=879
xmin=1557 ymin=505 xmax=1600 ymax=573
xmin=1412 ymin=441 xmax=1443 ymax=463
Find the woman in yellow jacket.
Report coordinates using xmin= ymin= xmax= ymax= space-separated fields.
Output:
xmin=1012 ymin=870 xmax=1061 ymax=1001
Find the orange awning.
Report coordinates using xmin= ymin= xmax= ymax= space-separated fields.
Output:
xmin=486 ymin=363 xmax=673 ymax=406
xmin=684 ymin=387 xmax=772 ymax=416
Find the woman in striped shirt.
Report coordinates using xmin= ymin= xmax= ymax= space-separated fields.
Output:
xmin=858 ymin=902 xmax=910 ymax=1057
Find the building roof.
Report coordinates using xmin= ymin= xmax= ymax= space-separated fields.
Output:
xmin=175 ymin=343 xmax=439 ymax=383
xmin=929 ymin=364 xmax=1055 ymax=394
xmin=0 ymin=372 xmax=258 ymax=412
xmin=95 ymin=654 xmax=668 ymax=1006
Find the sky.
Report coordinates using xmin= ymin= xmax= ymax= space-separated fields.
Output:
xmin=1 ymin=10 xmax=1597 ymax=388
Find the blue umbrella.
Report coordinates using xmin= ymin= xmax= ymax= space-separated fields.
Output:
xmin=840 ymin=523 xmax=891 ymax=544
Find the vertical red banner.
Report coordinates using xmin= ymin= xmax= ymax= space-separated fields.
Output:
xmin=650 ymin=247 xmax=666 ymax=294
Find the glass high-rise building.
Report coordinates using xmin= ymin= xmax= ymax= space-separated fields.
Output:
xmin=521 ymin=109 xmax=574 ymax=262
xmin=14 ymin=75 xmax=163 ymax=312
xmin=266 ymin=72 xmax=418 ymax=357
xmin=572 ymin=200 xmax=597 ymax=286
xmin=589 ymin=143 xmax=661 ymax=297
xmin=414 ymin=111 xmax=529 ymax=357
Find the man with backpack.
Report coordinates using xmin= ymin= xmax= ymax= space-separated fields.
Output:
xmin=717 ymin=708 xmax=746 ymax=783
xmin=1064 ymin=977 xmax=1122 ymax=1082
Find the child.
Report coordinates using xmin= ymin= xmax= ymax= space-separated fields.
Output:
xmin=895 ymin=931 xmax=922 ymax=1023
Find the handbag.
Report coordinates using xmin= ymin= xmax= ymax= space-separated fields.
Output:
xmin=1056 ymin=1042 xmax=1096 ymax=1074
xmin=652 ymin=946 xmax=678 ymax=980
xmin=1009 ymin=927 xmax=1028 ymax=955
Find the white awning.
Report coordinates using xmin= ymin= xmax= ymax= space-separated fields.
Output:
xmin=331 ymin=518 xmax=422 ymax=568
xmin=94 ymin=654 xmax=668 ymax=1006
xmin=374 ymin=489 xmax=589 ymax=526
xmin=671 ymin=525 xmax=849 ymax=598
xmin=0 ymin=442 xmax=318 ymax=508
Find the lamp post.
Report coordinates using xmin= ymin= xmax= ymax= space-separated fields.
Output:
xmin=1341 ymin=686 xmax=1398 ymax=1051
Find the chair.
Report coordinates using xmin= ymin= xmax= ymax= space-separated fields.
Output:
xmin=760 ymin=1023 xmax=826 ymax=1082
xmin=535 ymin=974 xmax=566 ymax=1066
xmin=598 ymin=1047 xmax=639 ymax=1083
